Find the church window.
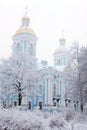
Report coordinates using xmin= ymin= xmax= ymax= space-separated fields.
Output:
xmin=64 ymin=57 xmax=66 ymax=65
xmin=24 ymin=40 xmax=26 ymax=52
xmin=17 ymin=43 xmax=20 ymax=53
xmin=53 ymin=75 xmax=56 ymax=79
xmin=53 ymin=101 xmax=56 ymax=106
xmin=53 ymin=84 xmax=56 ymax=96
xmin=59 ymin=81 xmax=62 ymax=95
xmin=17 ymin=43 xmax=23 ymax=53
xmin=28 ymin=101 xmax=31 ymax=110
xmin=57 ymin=59 xmax=60 ymax=65
xmin=39 ymin=85 xmax=42 ymax=95
xmin=30 ymin=44 xmax=33 ymax=55
xmin=4 ymin=86 xmax=7 ymax=94
xmin=39 ymin=102 xmax=42 ymax=110
xmin=14 ymin=101 xmax=17 ymax=106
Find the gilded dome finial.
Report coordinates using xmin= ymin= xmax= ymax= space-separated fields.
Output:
xmin=25 ymin=6 xmax=28 ymax=16
xmin=59 ymin=29 xmax=66 ymax=46
xmin=61 ymin=29 xmax=64 ymax=39
xmin=22 ymin=6 xmax=30 ymax=27
xmin=14 ymin=8 xmax=37 ymax=37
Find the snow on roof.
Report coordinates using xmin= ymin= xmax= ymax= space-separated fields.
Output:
xmin=36 ymin=61 xmax=66 ymax=72
xmin=54 ymin=65 xmax=66 ymax=71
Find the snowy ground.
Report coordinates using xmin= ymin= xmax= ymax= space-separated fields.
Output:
xmin=0 ymin=108 xmax=87 ymax=130
xmin=74 ymin=123 xmax=87 ymax=130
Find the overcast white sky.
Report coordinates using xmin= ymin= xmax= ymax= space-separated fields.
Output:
xmin=0 ymin=0 xmax=87 ymax=64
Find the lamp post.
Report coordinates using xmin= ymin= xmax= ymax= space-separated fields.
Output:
xmin=68 ymin=99 xmax=71 ymax=107
xmin=53 ymin=95 xmax=60 ymax=112
xmin=65 ymin=98 xmax=71 ymax=107
xmin=73 ymin=100 xmax=79 ymax=111
xmin=76 ymin=101 xmax=79 ymax=110
xmin=73 ymin=101 xmax=76 ymax=111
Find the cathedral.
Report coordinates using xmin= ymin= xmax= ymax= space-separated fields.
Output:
xmin=1 ymin=13 xmax=71 ymax=111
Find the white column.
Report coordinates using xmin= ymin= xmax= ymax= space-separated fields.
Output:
xmin=48 ymin=77 xmax=53 ymax=105
xmin=44 ymin=79 xmax=47 ymax=104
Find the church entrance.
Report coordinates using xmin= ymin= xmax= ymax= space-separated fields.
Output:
xmin=53 ymin=101 xmax=56 ymax=106
xmin=14 ymin=101 xmax=17 ymax=106
xmin=39 ymin=102 xmax=42 ymax=110
xmin=28 ymin=101 xmax=31 ymax=110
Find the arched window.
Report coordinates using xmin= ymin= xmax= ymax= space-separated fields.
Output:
xmin=30 ymin=44 xmax=33 ymax=55
xmin=53 ymin=100 xmax=56 ymax=106
xmin=39 ymin=85 xmax=42 ymax=95
xmin=57 ymin=59 xmax=60 ymax=65
xmin=53 ymin=84 xmax=56 ymax=96
xmin=4 ymin=86 xmax=7 ymax=94
xmin=17 ymin=43 xmax=20 ymax=53
xmin=39 ymin=101 xmax=42 ymax=110
xmin=14 ymin=101 xmax=17 ymax=106
xmin=28 ymin=101 xmax=32 ymax=110
xmin=17 ymin=43 xmax=23 ymax=53
xmin=24 ymin=40 xmax=26 ymax=52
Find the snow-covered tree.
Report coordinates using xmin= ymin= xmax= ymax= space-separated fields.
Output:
xmin=0 ymin=55 xmax=38 ymax=106
xmin=78 ymin=47 xmax=87 ymax=105
xmin=65 ymin=41 xmax=87 ymax=112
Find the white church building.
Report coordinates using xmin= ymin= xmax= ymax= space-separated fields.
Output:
xmin=1 ymin=13 xmax=71 ymax=111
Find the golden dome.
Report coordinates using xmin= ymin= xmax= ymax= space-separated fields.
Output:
xmin=22 ymin=16 xmax=30 ymax=22
xmin=59 ymin=37 xmax=66 ymax=42
xmin=15 ymin=27 xmax=36 ymax=36
xmin=54 ymin=47 xmax=68 ymax=54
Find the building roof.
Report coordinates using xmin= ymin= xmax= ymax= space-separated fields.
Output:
xmin=14 ymin=14 xmax=37 ymax=37
xmin=15 ymin=27 xmax=36 ymax=36
xmin=54 ymin=47 xmax=68 ymax=54
xmin=22 ymin=16 xmax=30 ymax=22
xmin=37 ymin=61 xmax=66 ymax=72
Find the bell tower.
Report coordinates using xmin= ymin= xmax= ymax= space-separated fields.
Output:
xmin=12 ymin=10 xmax=38 ymax=68
xmin=53 ymin=32 xmax=69 ymax=66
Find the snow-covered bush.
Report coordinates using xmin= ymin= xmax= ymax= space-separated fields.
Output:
xmin=49 ymin=114 xmax=71 ymax=130
xmin=0 ymin=109 xmax=44 ymax=130
xmin=2 ymin=108 xmax=87 ymax=130
xmin=0 ymin=109 xmax=72 ymax=130
xmin=63 ymin=108 xmax=75 ymax=121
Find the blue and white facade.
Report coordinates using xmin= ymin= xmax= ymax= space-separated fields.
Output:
xmin=1 ymin=14 xmax=71 ymax=111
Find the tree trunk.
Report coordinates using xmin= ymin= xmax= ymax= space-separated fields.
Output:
xmin=18 ymin=92 xmax=22 ymax=106
xmin=80 ymin=99 xmax=83 ymax=113
xmin=18 ymin=83 xmax=22 ymax=106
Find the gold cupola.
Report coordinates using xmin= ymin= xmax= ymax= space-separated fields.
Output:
xmin=59 ymin=30 xmax=66 ymax=46
xmin=22 ymin=16 xmax=30 ymax=22
xmin=14 ymin=14 xmax=36 ymax=37
xmin=54 ymin=31 xmax=67 ymax=54
xmin=15 ymin=28 xmax=36 ymax=36
xmin=22 ymin=15 xmax=30 ymax=27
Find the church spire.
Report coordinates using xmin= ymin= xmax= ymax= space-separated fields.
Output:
xmin=25 ymin=6 xmax=28 ymax=16
xmin=22 ymin=7 xmax=30 ymax=27
xmin=61 ymin=29 xmax=64 ymax=39
xmin=59 ymin=30 xmax=66 ymax=46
